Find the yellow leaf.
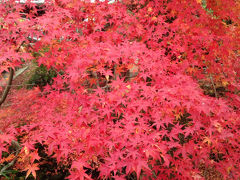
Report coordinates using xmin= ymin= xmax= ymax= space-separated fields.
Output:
xmin=151 ymin=16 xmax=157 ymax=21
xmin=148 ymin=7 xmax=153 ymax=13
xmin=227 ymin=166 xmax=232 ymax=173
xmin=24 ymin=146 xmax=29 ymax=155
xmin=105 ymin=75 xmax=109 ymax=81
xmin=222 ymin=80 xmax=228 ymax=87
xmin=78 ymin=106 xmax=83 ymax=113
xmin=203 ymin=136 xmax=211 ymax=145
xmin=18 ymin=18 xmax=25 ymax=22
xmin=214 ymin=122 xmax=222 ymax=133
xmin=196 ymin=0 xmax=202 ymax=4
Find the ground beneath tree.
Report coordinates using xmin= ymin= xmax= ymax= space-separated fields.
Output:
xmin=0 ymin=62 xmax=38 ymax=108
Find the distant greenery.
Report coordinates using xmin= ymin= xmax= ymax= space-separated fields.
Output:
xmin=27 ymin=64 xmax=57 ymax=90
xmin=201 ymin=0 xmax=215 ymax=17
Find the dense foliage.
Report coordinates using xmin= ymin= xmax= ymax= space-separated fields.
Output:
xmin=0 ymin=0 xmax=239 ymax=179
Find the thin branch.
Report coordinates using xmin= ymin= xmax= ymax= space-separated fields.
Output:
xmin=0 ymin=140 xmax=21 ymax=175
xmin=0 ymin=131 xmax=21 ymax=175
xmin=113 ymin=64 xmax=117 ymax=80
xmin=0 ymin=41 xmax=26 ymax=107
xmin=0 ymin=83 xmax=35 ymax=87
xmin=209 ymin=74 xmax=218 ymax=99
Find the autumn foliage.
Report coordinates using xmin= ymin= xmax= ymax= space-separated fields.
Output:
xmin=0 ymin=0 xmax=239 ymax=179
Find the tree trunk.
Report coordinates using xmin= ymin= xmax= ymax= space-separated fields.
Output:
xmin=0 ymin=68 xmax=14 ymax=107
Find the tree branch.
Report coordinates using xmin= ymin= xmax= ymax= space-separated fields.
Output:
xmin=0 ymin=68 xmax=14 ymax=107
xmin=0 ymin=41 xmax=25 ymax=107
xmin=209 ymin=74 xmax=218 ymax=99
xmin=0 ymin=140 xmax=21 ymax=175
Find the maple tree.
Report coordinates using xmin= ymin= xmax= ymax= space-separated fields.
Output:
xmin=0 ymin=0 xmax=240 ymax=179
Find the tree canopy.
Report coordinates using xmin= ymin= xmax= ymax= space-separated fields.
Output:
xmin=0 ymin=0 xmax=239 ymax=179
